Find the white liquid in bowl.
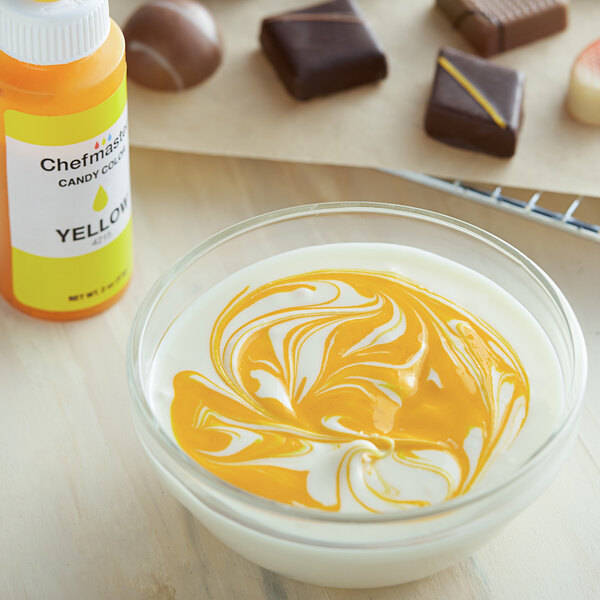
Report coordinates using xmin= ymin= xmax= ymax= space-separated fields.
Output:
xmin=149 ymin=243 xmax=563 ymax=514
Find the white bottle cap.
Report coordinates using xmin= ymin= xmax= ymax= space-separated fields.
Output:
xmin=0 ymin=0 xmax=110 ymax=66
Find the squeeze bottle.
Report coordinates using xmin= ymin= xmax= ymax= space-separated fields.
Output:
xmin=0 ymin=0 xmax=132 ymax=320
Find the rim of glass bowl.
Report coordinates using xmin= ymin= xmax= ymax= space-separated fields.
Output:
xmin=127 ymin=202 xmax=587 ymax=525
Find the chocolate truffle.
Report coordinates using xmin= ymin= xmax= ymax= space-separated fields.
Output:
xmin=425 ymin=47 xmax=525 ymax=158
xmin=260 ymin=0 xmax=387 ymax=100
xmin=436 ymin=0 xmax=568 ymax=57
xmin=567 ymin=40 xmax=600 ymax=126
xmin=124 ymin=0 xmax=222 ymax=91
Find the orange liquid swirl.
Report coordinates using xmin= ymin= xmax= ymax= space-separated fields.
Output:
xmin=171 ymin=269 xmax=529 ymax=512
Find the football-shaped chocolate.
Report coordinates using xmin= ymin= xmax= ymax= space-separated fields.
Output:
xmin=124 ymin=0 xmax=222 ymax=91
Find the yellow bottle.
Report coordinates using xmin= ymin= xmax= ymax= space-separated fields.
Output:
xmin=0 ymin=0 xmax=132 ymax=320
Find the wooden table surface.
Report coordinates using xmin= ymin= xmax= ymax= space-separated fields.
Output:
xmin=2 ymin=148 xmax=599 ymax=600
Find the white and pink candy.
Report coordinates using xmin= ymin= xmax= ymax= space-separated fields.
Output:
xmin=568 ymin=39 xmax=600 ymax=125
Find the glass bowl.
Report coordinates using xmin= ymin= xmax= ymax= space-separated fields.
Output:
xmin=127 ymin=203 xmax=587 ymax=588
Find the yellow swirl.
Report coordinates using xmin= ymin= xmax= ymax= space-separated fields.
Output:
xmin=171 ymin=269 xmax=529 ymax=512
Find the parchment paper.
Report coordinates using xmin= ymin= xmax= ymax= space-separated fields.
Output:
xmin=111 ymin=0 xmax=600 ymax=197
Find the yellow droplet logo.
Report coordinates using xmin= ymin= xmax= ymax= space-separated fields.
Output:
xmin=93 ymin=185 xmax=108 ymax=212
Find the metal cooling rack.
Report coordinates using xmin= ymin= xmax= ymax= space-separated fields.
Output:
xmin=384 ymin=169 xmax=600 ymax=243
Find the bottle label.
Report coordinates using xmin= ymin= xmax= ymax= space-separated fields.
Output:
xmin=4 ymin=77 xmax=132 ymax=312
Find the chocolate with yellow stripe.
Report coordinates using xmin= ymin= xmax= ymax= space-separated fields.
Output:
xmin=425 ymin=47 xmax=525 ymax=158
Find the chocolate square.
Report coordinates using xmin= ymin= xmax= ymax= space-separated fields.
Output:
xmin=260 ymin=0 xmax=387 ymax=100
xmin=436 ymin=0 xmax=568 ymax=57
xmin=425 ymin=47 xmax=525 ymax=157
